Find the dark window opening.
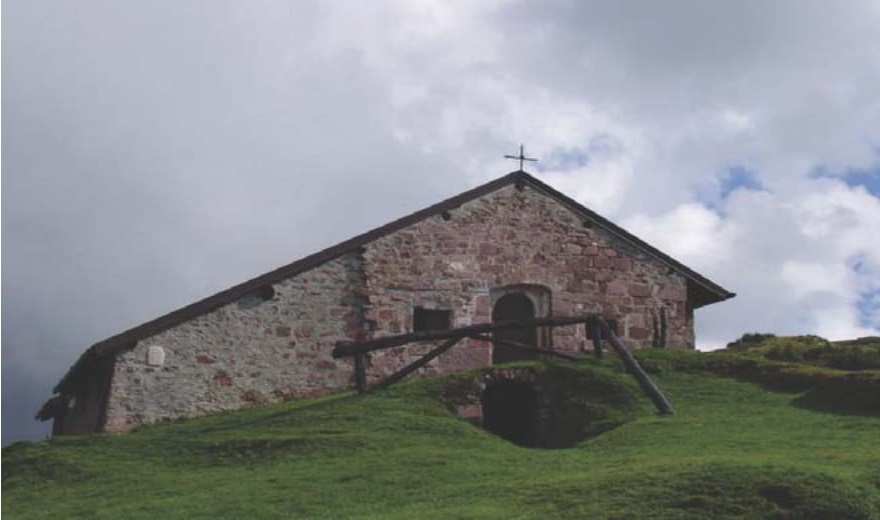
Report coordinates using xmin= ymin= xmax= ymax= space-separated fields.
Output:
xmin=413 ymin=308 xmax=452 ymax=332
xmin=236 ymin=285 xmax=276 ymax=309
xmin=586 ymin=318 xmax=618 ymax=339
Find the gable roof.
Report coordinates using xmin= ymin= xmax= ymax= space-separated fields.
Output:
xmin=50 ymin=170 xmax=734 ymax=394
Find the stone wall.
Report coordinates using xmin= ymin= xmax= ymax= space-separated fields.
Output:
xmin=361 ymin=184 xmax=691 ymax=380
xmin=104 ymin=253 xmax=365 ymax=432
xmin=101 ymin=183 xmax=692 ymax=432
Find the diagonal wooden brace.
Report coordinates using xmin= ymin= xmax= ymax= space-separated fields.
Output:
xmin=598 ymin=319 xmax=675 ymax=415
xmin=370 ymin=336 xmax=462 ymax=392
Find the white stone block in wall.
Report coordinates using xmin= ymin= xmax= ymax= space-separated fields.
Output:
xmin=147 ymin=346 xmax=165 ymax=366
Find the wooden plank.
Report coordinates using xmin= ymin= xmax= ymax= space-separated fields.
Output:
xmin=599 ymin=319 xmax=675 ymax=415
xmin=467 ymin=334 xmax=579 ymax=361
xmin=370 ymin=337 xmax=462 ymax=392
xmin=333 ymin=316 xmax=594 ymax=358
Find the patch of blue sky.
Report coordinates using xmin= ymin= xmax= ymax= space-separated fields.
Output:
xmin=856 ymin=288 xmax=880 ymax=330
xmin=849 ymin=255 xmax=880 ymax=330
xmin=537 ymin=134 xmax=622 ymax=173
xmin=538 ymin=147 xmax=589 ymax=172
xmin=697 ymin=165 xmax=764 ymax=214
xmin=809 ymin=158 xmax=880 ymax=197
xmin=720 ymin=166 xmax=763 ymax=199
xmin=849 ymin=254 xmax=868 ymax=275
xmin=841 ymin=165 xmax=880 ymax=197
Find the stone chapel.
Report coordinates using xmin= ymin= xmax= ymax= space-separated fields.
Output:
xmin=38 ymin=170 xmax=734 ymax=435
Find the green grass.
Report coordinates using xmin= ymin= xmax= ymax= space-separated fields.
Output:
xmin=4 ymin=356 xmax=880 ymax=519
xmin=725 ymin=333 xmax=880 ymax=371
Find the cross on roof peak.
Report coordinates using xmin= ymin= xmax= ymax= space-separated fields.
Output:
xmin=504 ymin=144 xmax=538 ymax=171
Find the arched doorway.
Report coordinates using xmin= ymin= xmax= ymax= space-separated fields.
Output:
xmin=492 ymin=292 xmax=537 ymax=364
xmin=481 ymin=380 xmax=539 ymax=447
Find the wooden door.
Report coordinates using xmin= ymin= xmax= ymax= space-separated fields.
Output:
xmin=492 ymin=292 xmax=537 ymax=363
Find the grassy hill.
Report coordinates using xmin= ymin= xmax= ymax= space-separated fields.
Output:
xmin=4 ymin=342 xmax=880 ymax=519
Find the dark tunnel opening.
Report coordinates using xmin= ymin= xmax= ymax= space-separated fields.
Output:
xmin=480 ymin=380 xmax=540 ymax=448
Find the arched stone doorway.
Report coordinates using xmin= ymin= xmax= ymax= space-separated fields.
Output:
xmin=492 ymin=292 xmax=537 ymax=364
xmin=481 ymin=379 xmax=539 ymax=447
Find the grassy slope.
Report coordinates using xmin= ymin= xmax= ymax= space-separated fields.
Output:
xmin=4 ymin=356 xmax=880 ymax=519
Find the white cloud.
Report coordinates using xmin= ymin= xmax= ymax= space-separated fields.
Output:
xmin=628 ymin=179 xmax=880 ymax=348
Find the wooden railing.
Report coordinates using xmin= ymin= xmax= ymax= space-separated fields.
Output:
xmin=332 ymin=315 xmax=674 ymax=415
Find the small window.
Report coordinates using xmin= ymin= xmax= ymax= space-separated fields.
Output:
xmin=586 ymin=319 xmax=618 ymax=339
xmin=236 ymin=285 xmax=276 ymax=309
xmin=413 ymin=308 xmax=452 ymax=332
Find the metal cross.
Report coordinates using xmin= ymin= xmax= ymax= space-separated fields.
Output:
xmin=504 ymin=144 xmax=538 ymax=171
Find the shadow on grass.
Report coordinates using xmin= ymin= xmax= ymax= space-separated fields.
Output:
xmin=791 ymin=387 xmax=880 ymax=417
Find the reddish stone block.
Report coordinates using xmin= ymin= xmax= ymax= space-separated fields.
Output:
xmin=613 ymin=258 xmax=632 ymax=271
xmin=479 ymin=244 xmax=499 ymax=256
xmin=606 ymin=281 xmax=627 ymax=295
xmin=594 ymin=270 xmax=614 ymax=282
xmin=628 ymin=327 xmax=651 ymax=340
xmin=213 ymin=370 xmax=234 ymax=387
xmin=475 ymin=295 xmax=490 ymax=316
xmin=195 ymin=354 xmax=217 ymax=364
xmin=628 ymin=284 xmax=651 ymax=297
xmin=658 ymin=285 xmax=686 ymax=300
xmin=456 ymin=404 xmax=482 ymax=420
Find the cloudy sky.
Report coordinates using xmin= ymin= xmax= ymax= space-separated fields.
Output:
xmin=4 ymin=0 xmax=879 ymax=443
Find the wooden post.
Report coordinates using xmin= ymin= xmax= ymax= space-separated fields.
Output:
xmin=599 ymin=319 xmax=675 ymax=415
xmin=589 ymin=318 xmax=603 ymax=359
xmin=354 ymin=353 xmax=367 ymax=393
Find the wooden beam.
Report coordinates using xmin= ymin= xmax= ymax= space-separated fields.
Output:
xmin=354 ymin=353 xmax=367 ymax=393
xmin=333 ymin=316 xmax=594 ymax=358
xmin=370 ymin=337 xmax=462 ymax=392
xmin=467 ymin=334 xmax=579 ymax=361
xmin=598 ymin=319 xmax=675 ymax=415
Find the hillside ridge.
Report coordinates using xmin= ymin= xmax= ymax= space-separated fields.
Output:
xmin=4 ymin=340 xmax=880 ymax=519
